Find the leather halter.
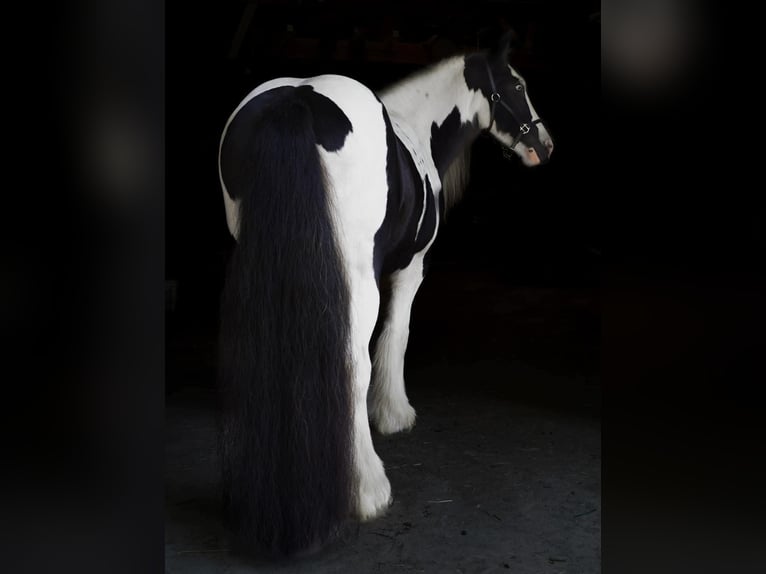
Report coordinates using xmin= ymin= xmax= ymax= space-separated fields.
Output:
xmin=485 ymin=60 xmax=545 ymax=152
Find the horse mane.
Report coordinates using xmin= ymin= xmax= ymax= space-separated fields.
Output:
xmin=377 ymin=55 xmax=465 ymax=118
xmin=441 ymin=147 xmax=471 ymax=214
xmin=378 ymin=54 xmax=477 ymax=215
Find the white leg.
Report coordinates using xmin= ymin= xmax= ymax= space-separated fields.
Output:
xmin=370 ymin=256 xmax=424 ymax=435
xmin=348 ymin=269 xmax=392 ymax=521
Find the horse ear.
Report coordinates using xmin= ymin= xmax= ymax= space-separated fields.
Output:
xmin=489 ymin=29 xmax=516 ymax=63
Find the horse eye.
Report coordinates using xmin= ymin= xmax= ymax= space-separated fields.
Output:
xmin=515 ymin=84 xmax=524 ymax=92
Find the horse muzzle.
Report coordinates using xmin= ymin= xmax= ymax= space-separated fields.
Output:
xmin=518 ymin=120 xmax=553 ymax=166
xmin=522 ymin=137 xmax=554 ymax=166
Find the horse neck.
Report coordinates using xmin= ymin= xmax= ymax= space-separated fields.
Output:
xmin=380 ymin=56 xmax=487 ymax=177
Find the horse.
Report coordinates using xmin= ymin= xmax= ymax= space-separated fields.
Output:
xmin=216 ymin=31 xmax=553 ymax=557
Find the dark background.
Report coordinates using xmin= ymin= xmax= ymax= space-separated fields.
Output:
xmin=163 ymin=3 xmax=766 ymax=569
xmin=5 ymin=1 xmax=765 ymax=573
xmin=168 ymin=0 xmax=600 ymax=278
xmin=166 ymin=0 xmax=601 ymax=396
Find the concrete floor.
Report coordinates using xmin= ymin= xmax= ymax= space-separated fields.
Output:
xmin=165 ymin=269 xmax=601 ymax=573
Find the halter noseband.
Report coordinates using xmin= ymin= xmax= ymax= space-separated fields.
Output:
xmin=485 ymin=61 xmax=544 ymax=153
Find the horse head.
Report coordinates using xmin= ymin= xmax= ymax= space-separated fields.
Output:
xmin=482 ymin=32 xmax=554 ymax=166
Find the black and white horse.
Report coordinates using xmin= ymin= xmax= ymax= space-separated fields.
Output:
xmin=217 ymin=32 xmax=553 ymax=556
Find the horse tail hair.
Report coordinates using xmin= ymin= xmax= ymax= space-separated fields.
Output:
xmin=217 ymin=90 xmax=353 ymax=557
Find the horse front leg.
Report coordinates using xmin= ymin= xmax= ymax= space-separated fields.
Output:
xmin=370 ymin=255 xmax=425 ymax=435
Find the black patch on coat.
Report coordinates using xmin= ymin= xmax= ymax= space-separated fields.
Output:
xmin=463 ymin=53 xmax=492 ymax=99
xmin=294 ymin=85 xmax=353 ymax=152
xmin=220 ymin=85 xmax=352 ymax=199
xmin=373 ymin=107 xmax=432 ymax=279
xmin=429 ymin=107 xmax=480 ymax=179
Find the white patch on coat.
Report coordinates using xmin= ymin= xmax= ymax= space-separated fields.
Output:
xmin=311 ymin=75 xmax=394 ymax=520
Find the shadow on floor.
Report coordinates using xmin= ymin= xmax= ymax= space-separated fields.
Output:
xmin=165 ymin=265 xmax=601 ymax=573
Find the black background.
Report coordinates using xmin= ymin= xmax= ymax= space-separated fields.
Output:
xmin=167 ymin=3 xmax=763 ymax=570
xmin=3 ymin=1 xmax=765 ymax=572
xmin=166 ymin=1 xmax=602 ymax=396
xmin=167 ymin=1 xmax=601 ymax=280
xmin=168 ymin=1 xmax=600 ymax=282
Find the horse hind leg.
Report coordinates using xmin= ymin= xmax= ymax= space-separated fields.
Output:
xmin=347 ymin=267 xmax=393 ymax=520
xmin=370 ymin=256 xmax=424 ymax=435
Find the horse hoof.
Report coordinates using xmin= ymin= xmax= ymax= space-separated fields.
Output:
xmin=372 ymin=402 xmax=417 ymax=435
xmin=355 ymin=468 xmax=392 ymax=521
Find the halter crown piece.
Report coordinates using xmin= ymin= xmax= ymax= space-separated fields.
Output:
xmin=485 ymin=60 xmax=544 ymax=154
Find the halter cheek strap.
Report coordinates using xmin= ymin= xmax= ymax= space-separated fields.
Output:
xmin=485 ymin=60 xmax=501 ymax=132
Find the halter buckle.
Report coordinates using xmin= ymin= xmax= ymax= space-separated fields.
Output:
xmin=520 ymin=123 xmax=530 ymax=135
xmin=490 ymin=93 xmax=501 ymax=103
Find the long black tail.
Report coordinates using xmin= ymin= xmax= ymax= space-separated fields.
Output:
xmin=218 ymin=91 xmax=353 ymax=557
